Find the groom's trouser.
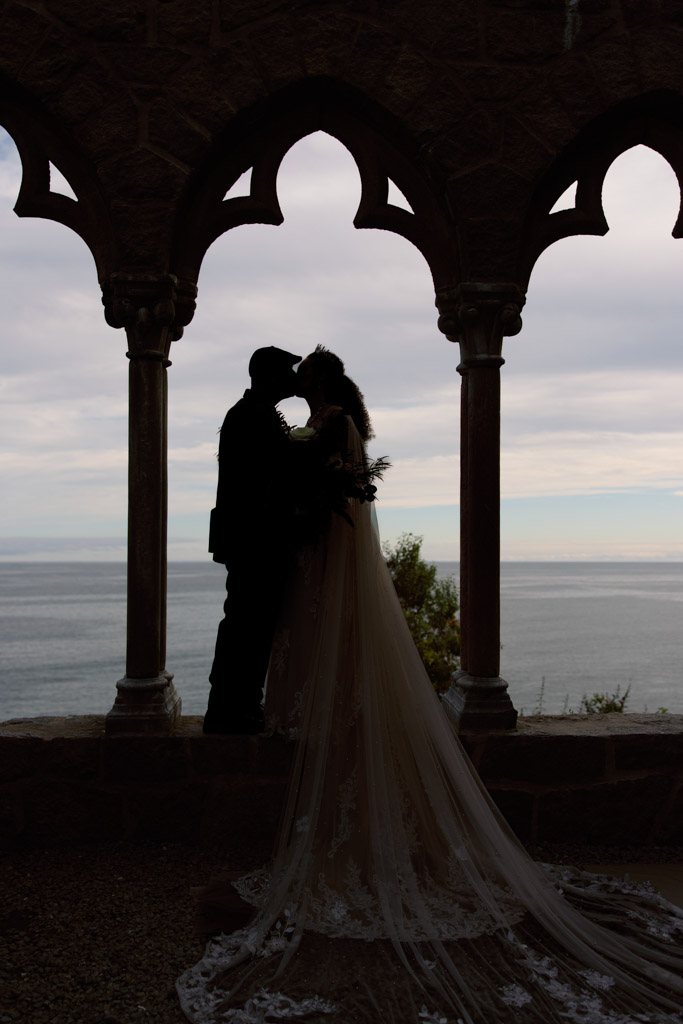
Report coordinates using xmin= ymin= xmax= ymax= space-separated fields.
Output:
xmin=206 ymin=556 xmax=287 ymax=727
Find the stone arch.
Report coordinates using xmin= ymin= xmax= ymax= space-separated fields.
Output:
xmin=0 ymin=74 xmax=116 ymax=281
xmin=173 ymin=78 xmax=458 ymax=293
xmin=520 ymin=91 xmax=683 ymax=289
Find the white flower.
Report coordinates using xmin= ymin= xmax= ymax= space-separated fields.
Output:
xmin=290 ymin=425 xmax=317 ymax=441
xmin=328 ymin=898 xmax=348 ymax=923
xmin=418 ymin=1008 xmax=448 ymax=1023
xmin=580 ymin=970 xmax=615 ymax=991
xmin=500 ymin=984 xmax=533 ymax=1008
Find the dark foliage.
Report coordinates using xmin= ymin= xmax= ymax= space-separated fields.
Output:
xmin=383 ymin=532 xmax=460 ymax=694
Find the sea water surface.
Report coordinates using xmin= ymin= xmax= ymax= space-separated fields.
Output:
xmin=0 ymin=561 xmax=681 ymax=720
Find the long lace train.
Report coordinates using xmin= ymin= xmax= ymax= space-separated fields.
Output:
xmin=178 ymin=416 xmax=683 ymax=1024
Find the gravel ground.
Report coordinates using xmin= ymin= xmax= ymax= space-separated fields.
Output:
xmin=0 ymin=842 xmax=243 ymax=1024
xmin=2 ymin=840 xmax=683 ymax=1024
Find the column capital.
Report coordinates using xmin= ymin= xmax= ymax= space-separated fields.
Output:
xmin=435 ymin=283 xmax=525 ymax=369
xmin=101 ymin=272 xmax=198 ymax=360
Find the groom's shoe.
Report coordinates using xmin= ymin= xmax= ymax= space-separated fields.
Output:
xmin=203 ymin=711 xmax=265 ymax=735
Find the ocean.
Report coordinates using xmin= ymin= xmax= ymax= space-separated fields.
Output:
xmin=0 ymin=561 xmax=681 ymax=721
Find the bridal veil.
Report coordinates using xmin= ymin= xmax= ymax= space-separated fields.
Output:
xmin=178 ymin=416 xmax=683 ymax=1024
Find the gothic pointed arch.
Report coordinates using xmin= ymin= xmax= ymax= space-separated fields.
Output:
xmin=173 ymin=77 xmax=458 ymax=292
xmin=520 ymin=90 xmax=683 ymax=289
xmin=0 ymin=74 xmax=115 ymax=281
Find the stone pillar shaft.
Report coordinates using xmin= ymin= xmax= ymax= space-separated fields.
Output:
xmin=101 ymin=273 xmax=196 ymax=735
xmin=461 ymin=358 xmax=502 ymax=678
xmin=458 ymin=370 xmax=470 ymax=672
xmin=436 ymin=283 xmax=524 ymax=731
xmin=160 ymin=367 xmax=169 ymax=675
xmin=126 ymin=346 xmax=167 ymax=679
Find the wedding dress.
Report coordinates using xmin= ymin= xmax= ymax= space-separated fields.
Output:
xmin=177 ymin=414 xmax=683 ymax=1024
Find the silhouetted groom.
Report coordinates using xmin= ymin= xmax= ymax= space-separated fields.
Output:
xmin=204 ymin=346 xmax=301 ymax=734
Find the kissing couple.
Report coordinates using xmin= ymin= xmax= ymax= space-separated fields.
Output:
xmin=181 ymin=347 xmax=683 ymax=1023
xmin=204 ymin=343 xmax=382 ymax=738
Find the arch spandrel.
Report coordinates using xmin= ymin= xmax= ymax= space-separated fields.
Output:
xmin=172 ymin=79 xmax=459 ymax=294
xmin=519 ymin=91 xmax=683 ymax=290
xmin=0 ymin=76 xmax=116 ymax=283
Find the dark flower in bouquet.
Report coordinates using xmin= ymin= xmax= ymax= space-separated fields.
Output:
xmin=319 ymin=449 xmax=391 ymax=522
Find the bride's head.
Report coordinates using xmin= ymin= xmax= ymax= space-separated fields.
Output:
xmin=297 ymin=345 xmax=374 ymax=441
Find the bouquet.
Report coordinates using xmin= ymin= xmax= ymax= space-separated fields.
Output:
xmin=289 ymin=424 xmax=390 ymax=531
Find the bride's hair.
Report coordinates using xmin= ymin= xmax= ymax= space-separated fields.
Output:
xmin=307 ymin=345 xmax=374 ymax=441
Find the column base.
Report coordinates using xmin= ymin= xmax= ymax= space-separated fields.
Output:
xmin=442 ymin=670 xmax=518 ymax=732
xmin=105 ymin=670 xmax=182 ymax=736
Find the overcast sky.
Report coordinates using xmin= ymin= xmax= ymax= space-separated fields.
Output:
xmin=1 ymin=128 xmax=683 ymax=562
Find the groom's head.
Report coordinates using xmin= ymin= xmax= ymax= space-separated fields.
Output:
xmin=249 ymin=346 xmax=301 ymax=402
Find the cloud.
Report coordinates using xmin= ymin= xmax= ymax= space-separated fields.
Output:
xmin=500 ymin=489 xmax=683 ymax=560
xmin=502 ymin=430 xmax=683 ymax=498
xmin=378 ymin=454 xmax=459 ymax=507
xmin=500 ymin=368 xmax=683 ymax=499
xmin=502 ymin=369 xmax=683 ymax=434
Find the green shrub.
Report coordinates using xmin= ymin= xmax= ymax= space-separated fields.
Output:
xmin=383 ymin=532 xmax=460 ymax=694
xmin=579 ymin=685 xmax=630 ymax=714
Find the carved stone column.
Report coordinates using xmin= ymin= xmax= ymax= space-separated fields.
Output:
xmin=102 ymin=273 xmax=196 ymax=735
xmin=436 ymin=283 xmax=524 ymax=731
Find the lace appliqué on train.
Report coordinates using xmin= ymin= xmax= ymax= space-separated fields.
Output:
xmin=501 ymin=950 xmax=683 ymax=1023
xmin=492 ymin=866 xmax=683 ymax=1024
xmin=542 ymin=863 xmax=683 ymax=942
xmin=328 ymin=768 xmax=358 ymax=858
xmin=232 ymin=852 xmax=525 ymax=942
xmin=229 ymin=991 xmax=338 ymax=1022
xmin=270 ymin=629 xmax=290 ymax=674
xmin=177 ymin=927 xmax=339 ymax=1022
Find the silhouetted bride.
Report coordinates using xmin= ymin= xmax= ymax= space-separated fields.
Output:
xmin=178 ymin=347 xmax=683 ymax=1023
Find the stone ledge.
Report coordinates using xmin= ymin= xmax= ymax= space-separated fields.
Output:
xmin=1 ymin=714 xmax=681 ymax=849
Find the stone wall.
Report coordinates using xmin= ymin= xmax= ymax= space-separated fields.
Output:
xmin=1 ymin=714 xmax=682 ymax=852
xmin=465 ymin=714 xmax=683 ymax=847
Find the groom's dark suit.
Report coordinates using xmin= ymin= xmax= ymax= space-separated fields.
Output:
xmin=205 ymin=387 xmax=295 ymax=733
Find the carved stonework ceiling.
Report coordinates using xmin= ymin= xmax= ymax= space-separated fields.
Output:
xmin=206 ymin=137 xmax=426 ymax=266
xmin=1 ymin=9 xmax=682 ymax=295
xmin=173 ymin=81 xmax=458 ymax=291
